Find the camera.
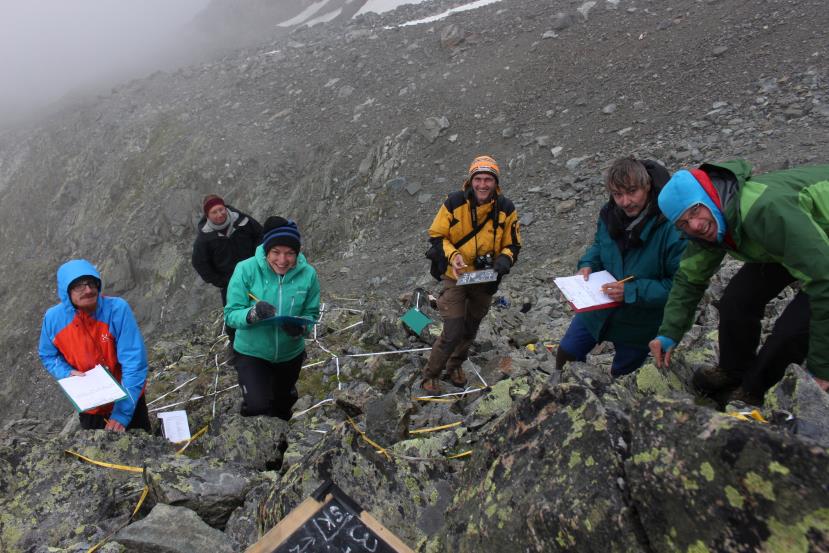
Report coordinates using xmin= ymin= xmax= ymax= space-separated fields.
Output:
xmin=474 ymin=253 xmax=493 ymax=270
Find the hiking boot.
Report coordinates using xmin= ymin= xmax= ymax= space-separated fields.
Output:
xmin=445 ymin=367 xmax=467 ymax=387
xmin=692 ymin=366 xmax=742 ymax=393
xmin=421 ymin=378 xmax=442 ymax=394
xmin=729 ymin=386 xmax=763 ymax=407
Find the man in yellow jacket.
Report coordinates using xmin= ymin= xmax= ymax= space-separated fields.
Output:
xmin=422 ymin=155 xmax=522 ymax=392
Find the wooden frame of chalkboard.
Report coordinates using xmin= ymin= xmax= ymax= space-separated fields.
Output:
xmin=246 ymin=480 xmax=414 ymax=553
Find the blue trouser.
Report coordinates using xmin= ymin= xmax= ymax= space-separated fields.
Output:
xmin=559 ymin=316 xmax=649 ymax=376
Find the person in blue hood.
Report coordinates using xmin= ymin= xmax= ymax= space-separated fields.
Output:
xmin=38 ymin=259 xmax=150 ymax=432
xmin=650 ymin=161 xmax=829 ymax=405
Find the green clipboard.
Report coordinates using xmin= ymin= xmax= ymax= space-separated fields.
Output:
xmin=260 ymin=315 xmax=317 ymax=327
xmin=400 ymin=308 xmax=432 ymax=334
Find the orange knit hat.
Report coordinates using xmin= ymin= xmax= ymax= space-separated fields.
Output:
xmin=467 ymin=155 xmax=500 ymax=183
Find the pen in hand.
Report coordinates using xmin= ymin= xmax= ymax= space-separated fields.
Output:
xmin=601 ymin=275 xmax=634 ymax=302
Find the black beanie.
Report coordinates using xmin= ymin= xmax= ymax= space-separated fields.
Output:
xmin=262 ymin=216 xmax=301 ymax=253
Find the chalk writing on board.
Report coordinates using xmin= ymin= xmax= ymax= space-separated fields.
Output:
xmin=275 ymin=497 xmax=392 ymax=553
xmin=246 ymin=481 xmax=413 ymax=553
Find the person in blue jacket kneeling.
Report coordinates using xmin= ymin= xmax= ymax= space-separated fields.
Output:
xmin=224 ymin=217 xmax=320 ymax=420
xmin=556 ymin=157 xmax=686 ymax=376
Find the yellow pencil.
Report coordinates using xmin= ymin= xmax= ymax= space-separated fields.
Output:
xmin=247 ymin=292 xmax=261 ymax=302
xmin=616 ymin=275 xmax=635 ymax=284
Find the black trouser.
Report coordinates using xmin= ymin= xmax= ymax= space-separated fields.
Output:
xmin=718 ymin=263 xmax=810 ymax=396
xmin=233 ymin=351 xmax=305 ymax=420
xmin=220 ymin=287 xmax=236 ymax=347
xmin=78 ymin=395 xmax=151 ymax=432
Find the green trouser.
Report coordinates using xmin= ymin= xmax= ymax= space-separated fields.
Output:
xmin=423 ymin=279 xmax=493 ymax=379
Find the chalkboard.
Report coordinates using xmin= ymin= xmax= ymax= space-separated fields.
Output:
xmin=246 ymin=481 xmax=413 ymax=553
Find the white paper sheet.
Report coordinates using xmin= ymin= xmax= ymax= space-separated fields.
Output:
xmin=553 ymin=270 xmax=619 ymax=310
xmin=57 ymin=365 xmax=127 ymax=412
xmin=157 ymin=410 xmax=191 ymax=443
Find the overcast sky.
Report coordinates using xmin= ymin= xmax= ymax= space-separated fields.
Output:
xmin=0 ymin=0 xmax=211 ymax=121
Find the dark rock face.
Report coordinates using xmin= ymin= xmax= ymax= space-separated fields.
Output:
xmin=258 ymin=423 xmax=458 ymax=549
xmin=436 ymin=382 xmax=646 ymax=552
xmin=200 ymin=413 xmax=290 ymax=470
xmin=627 ymin=397 xmax=829 ymax=552
xmin=766 ymin=365 xmax=829 ymax=446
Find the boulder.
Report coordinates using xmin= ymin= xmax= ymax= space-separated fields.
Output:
xmin=434 ymin=381 xmax=646 ymax=552
xmin=114 ymin=504 xmax=235 ymax=553
xmin=627 ymin=397 xmax=829 ymax=552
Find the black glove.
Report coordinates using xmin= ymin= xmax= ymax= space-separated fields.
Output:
xmin=493 ymin=254 xmax=512 ymax=276
xmin=282 ymin=323 xmax=305 ymax=337
xmin=246 ymin=301 xmax=276 ymax=323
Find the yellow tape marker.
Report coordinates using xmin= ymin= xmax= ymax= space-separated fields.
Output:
xmin=86 ymin=484 xmax=150 ymax=553
xmin=176 ymin=423 xmax=210 ymax=455
xmin=409 ymin=421 xmax=463 ymax=435
xmin=65 ymin=450 xmax=143 ymax=473
xmin=725 ymin=410 xmax=769 ymax=424
xmin=446 ymin=450 xmax=472 ymax=459
xmin=347 ymin=417 xmax=391 ymax=461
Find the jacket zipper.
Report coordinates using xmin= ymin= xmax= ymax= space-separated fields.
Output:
xmin=275 ymin=274 xmax=283 ymax=362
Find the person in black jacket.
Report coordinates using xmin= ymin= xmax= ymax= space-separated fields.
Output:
xmin=192 ymin=194 xmax=263 ymax=347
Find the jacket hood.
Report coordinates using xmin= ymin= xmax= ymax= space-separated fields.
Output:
xmin=56 ymin=259 xmax=102 ymax=307
xmin=658 ymin=169 xmax=728 ymax=243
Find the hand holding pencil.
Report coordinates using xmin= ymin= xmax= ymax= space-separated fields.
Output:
xmin=600 ymin=275 xmax=634 ymax=302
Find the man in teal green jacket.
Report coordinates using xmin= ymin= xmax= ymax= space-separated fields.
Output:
xmin=649 ymin=160 xmax=829 ymax=403
xmin=558 ymin=158 xmax=686 ymax=376
xmin=225 ymin=217 xmax=320 ymax=420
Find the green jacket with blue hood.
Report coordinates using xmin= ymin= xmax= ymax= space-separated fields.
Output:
xmin=658 ymin=160 xmax=829 ymax=378
xmin=224 ymin=245 xmax=321 ymax=363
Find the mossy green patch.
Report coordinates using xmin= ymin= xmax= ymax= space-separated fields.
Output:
xmin=764 ymin=509 xmax=829 ymax=553
xmin=744 ymin=472 xmax=775 ymax=501
xmin=768 ymin=461 xmax=790 ymax=476
xmin=404 ymin=476 xmax=421 ymax=506
xmin=687 ymin=540 xmax=710 ymax=553
xmin=725 ymin=485 xmax=744 ymax=509
xmin=561 ymin=404 xmax=588 ymax=447
xmin=297 ymin=369 xmax=330 ymax=400
xmin=472 ymin=379 xmax=515 ymax=419
xmin=556 ymin=529 xmax=576 ymax=548
xmin=682 ymin=348 xmax=715 ymax=366
xmin=636 ymin=364 xmax=671 ymax=396
xmin=568 ymin=451 xmax=582 ymax=469
xmin=392 ymin=435 xmax=446 ymax=459
xmin=632 ymin=447 xmax=669 ymax=465
xmin=700 ymin=462 xmax=715 ymax=482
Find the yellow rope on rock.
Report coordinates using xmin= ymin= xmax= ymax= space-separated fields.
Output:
xmin=65 ymin=450 xmax=144 ymax=473
xmin=446 ymin=450 xmax=473 ymax=459
xmin=347 ymin=417 xmax=391 ymax=461
xmin=86 ymin=484 xmax=150 ymax=553
xmin=409 ymin=421 xmax=462 ymax=434
xmin=726 ymin=409 xmax=768 ymax=424
xmin=176 ymin=423 xmax=210 ymax=455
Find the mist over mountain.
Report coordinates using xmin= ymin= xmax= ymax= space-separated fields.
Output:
xmin=0 ymin=0 xmax=828 ymax=550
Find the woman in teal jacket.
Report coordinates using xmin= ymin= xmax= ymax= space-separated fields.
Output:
xmin=224 ymin=217 xmax=320 ymax=420
xmin=557 ymin=158 xmax=686 ymax=376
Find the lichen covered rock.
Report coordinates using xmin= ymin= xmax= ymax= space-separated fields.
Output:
xmin=627 ymin=397 xmax=829 ymax=552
